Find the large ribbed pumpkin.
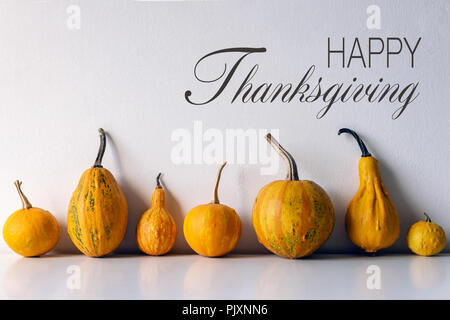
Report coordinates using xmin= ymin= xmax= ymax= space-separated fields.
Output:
xmin=67 ymin=129 xmax=128 ymax=257
xmin=252 ymin=134 xmax=335 ymax=258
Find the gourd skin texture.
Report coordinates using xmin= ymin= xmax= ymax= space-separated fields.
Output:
xmin=345 ymin=156 xmax=400 ymax=253
xmin=3 ymin=180 xmax=60 ymax=257
xmin=68 ymin=167 xmax=128 ymax=257
xmin=252 ymin=134 xmax=334 ymax=259
xmin=3 ymin=208 xmax=60 ymax=257
xmin=339 ymin=128 xmax=400 ymax=253
xmin=137 ymin=185 xmax=177 ymax=256
xmin=184 ymin=203 xmax=241 ymax=257
xmin=252 ymin=180 xmax=335 ymax=259
xmin=407 ymin=219 xmax=446 ymax=256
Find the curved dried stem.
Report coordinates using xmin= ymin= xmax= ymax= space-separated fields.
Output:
xmin=156 ymin=172 xmax=162 ymax=189
xmin=338 ymin=128 xmax=371 ymax=157
xmin=211 ymin=162 xmax=227 ymax=204
xmin=14 ymin=180 xmax=32 ymax=210
xmin=265 ymin=133 xmax=299 ymax=181
xmin=93 ymin=128 xmax=106 ymax=168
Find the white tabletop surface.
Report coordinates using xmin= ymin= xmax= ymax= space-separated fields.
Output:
xmin=0 ymin=252 xmax=448 ymax=300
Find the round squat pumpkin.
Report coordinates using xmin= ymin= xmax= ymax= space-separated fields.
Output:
xmin=183 ymin=162 xmax=241 ymax=257
xmin=3 ymin=181 xmax=60 ymax=257
xmin=407 ymin=213 xmax=446 ymax=256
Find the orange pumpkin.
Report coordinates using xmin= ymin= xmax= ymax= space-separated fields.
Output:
xmin=3 ymin=181 xmax=60 ymax=257
xmin=136 ymin=173 xmax=177 ymax=255
xmin=252 ymin=134 xmax=335 ymax=258
xmin=183 ymin=162 xmax=241 ymax=257
xmin=67 ymin=129 xmax=128 ymax=257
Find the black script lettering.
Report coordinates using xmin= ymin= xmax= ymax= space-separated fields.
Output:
xmin=185 ymin=47 xmax=421 ymax=119
xmin=317 ymin=83 xmax=344 ymax=118
xmin=232 ymin=64 xmax=259 ymax=103
xmin=391 ymin=82 xmax=420 ymax=119
xmin=185 ymin=47 xmax=266 ymax=105
xmin=339 ymin=77 xmax=358 ymax=102
xmin=289 ymin=65 xmax=316 ymax=102
xmin=269 ymin=83 xmax=293 ymax=103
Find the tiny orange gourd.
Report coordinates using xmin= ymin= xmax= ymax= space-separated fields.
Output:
xmin=136 ymin=173 xmax=177 ymax=255
xmin=339 ymin=128 xmax=400 ymax=253
xmin=183 ymin=162 xmax=241 ymax=257
xmin=67 ymin=128 xmax=128 ymax=257
xmin=252 ymin=134 xmax=335 ymax=258
xmin=3 ymin=181 xmax=60 ymax=257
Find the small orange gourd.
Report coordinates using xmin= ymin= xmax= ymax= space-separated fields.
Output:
xmin=136 ymin=173 xmax=177 ymax=255
xmin=339 ymin=128 xmax=400 ymax=253
xmin=252 ymin=134 xmax=335 ymax=258
xmin=3 ymin=181 xmax=60 ymax=257
xmin=67 ymin=128 xmax=128 ymax=257
xmin=183 ymin=162 xmax=241 ymax=257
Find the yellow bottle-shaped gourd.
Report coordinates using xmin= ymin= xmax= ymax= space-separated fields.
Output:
xmin=136 ymin=173 xmax=177 ymax=255
xmin=339 ymin=128 xmax=400 ymax=253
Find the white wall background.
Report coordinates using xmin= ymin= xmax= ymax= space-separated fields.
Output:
xmin=0 ymin=0 xmax=448 ymax=254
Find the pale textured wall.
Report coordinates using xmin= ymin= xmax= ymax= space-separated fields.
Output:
xmin=0 ymin=0 xmax=448 ymax=254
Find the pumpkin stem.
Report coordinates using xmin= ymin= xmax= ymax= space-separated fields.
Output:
xmin=424 ymin=212 xmax=432 ymax=222
xmin=211 ymin=162 xmax=227 ymax=204
xmin=338 ymin=128 xmax=371 ymax=157
xmin=14 ymin=180 xmax=32 ymax=210
xmin=265 ymin=133 xmax=299 ymax=181
xmin=93 ymin=128 xmax=106 ymax=168
xmin=156 ymin=172 xmax=162 ymax=189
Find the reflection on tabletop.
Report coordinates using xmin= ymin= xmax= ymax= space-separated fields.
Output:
xmin=0 ymin=254 xmax=448 ymax=299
